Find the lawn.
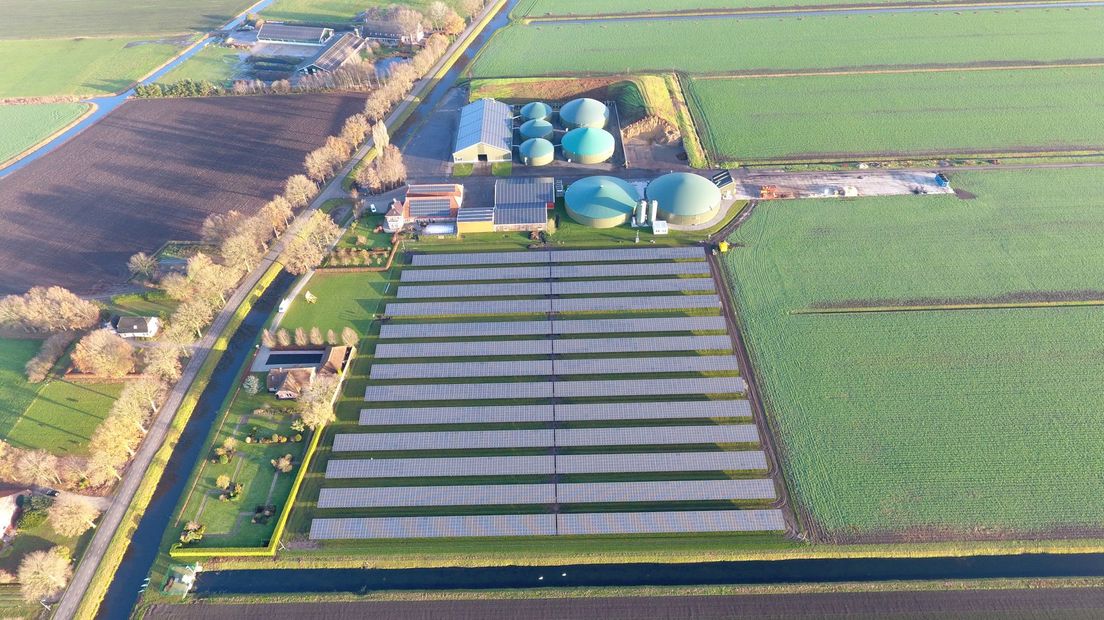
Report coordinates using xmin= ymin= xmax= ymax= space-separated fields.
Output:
xmin=0 ymin=37 xmax=193 ymax=97
xmin=469 ymin=9 xmax=1104 ymax=77
xmin=262 ymin=0 xmax=464 ymax=23
xmin=157 ymin=45 xmax=246 ymax=86
xmin=280 ymin=271 xmax=393 ymax=336
xmin=0 ymin=339 xmax=42 ymax=440
xmin=687 ymin=67 xmax=1104 ymax=163
xmin=722 ymin=168 xmax=1104 ymax=539
xmin=11 ymin=380 xmax=122 ymax=456
xmin=0 ymin=103 xmax=89 ymax=165
xmin=0 ymin=0 xmax=257 ymax=39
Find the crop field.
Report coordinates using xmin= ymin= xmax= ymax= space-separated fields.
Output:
xmin=0 ymin=103 xmax=89 ymax=165
xmin=262 ymin=0 xmax=463 ymax=23
xmin=0 ymin=0 xmax=257 ymax=39
xmin=0 ymin=37 xmax=192 ymax=98
xmin=687 ymin=66 xmax=1104 ymax=164
xmin=469 ymin=9 xmax=1104 ymax=77
xmin=513 ymin=0 xmax=985 ymax=17
xmin=0 ymin=93 xmax=365 ymax=295
xmin=722 ymin=168 xmax=1104 ymax=540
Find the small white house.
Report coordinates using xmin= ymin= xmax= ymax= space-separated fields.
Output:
xmin=114 ymin=316 xmax=160 ymax=339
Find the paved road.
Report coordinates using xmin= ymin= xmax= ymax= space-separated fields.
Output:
xmin=51 ymin=3 xmax=510 ymax=618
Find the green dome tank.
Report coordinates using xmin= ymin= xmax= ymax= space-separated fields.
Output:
xmin=646 ymin=173 xmax=722 ymax=226
xmin=519 ymin=118 xmax=554 ymax=140
xmin=559 ymin=97 xmax=609 ymax=129
xmin=519 ymin=138 xmax=555 ymax=166
xmin=562 ymin=127 xmax=615 ymax=164
xmin=520 ymin=101 xmax=552 ymax=122
xmin=564 ymin=175 xmax=639 ymax=228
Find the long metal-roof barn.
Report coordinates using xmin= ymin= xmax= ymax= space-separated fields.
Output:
xmin=452 ymin=98 xmax=512 ymax=164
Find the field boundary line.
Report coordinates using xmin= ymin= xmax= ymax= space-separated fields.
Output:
xmin=793 ymin=299 xmax=1104 ymax=315
xmin=0 ymin=102 xmax=95 ymax=171
xmin=695 ymin=60 xmax=1104 ymax=80
xmin=519 ymin=0 xmax=1096 ymax=22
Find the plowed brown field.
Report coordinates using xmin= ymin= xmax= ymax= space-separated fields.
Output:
xmin=0 ymin=93 xmax=365 ymax=295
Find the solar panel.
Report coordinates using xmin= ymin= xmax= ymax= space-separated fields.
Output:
xmin=365 ymin=382 xmax=554 ymax=401
xmin=556 ymin=510 xmax=785 ymax=535
xmin=411 ymin=252 xmax=551 ymax=266
xmin=398 ymin=282 xmax=551 ymax=299
xmin=552 ymin=316 xmax=727 ymax=334
xmin=555 ymin=400 xmax=751 ymax=421
xmin=333 ymin=429 xmax=555 ymax=451
xmin=557 ymin=479 xmax=775 ymax=504
xmin=550 ymin=262 xmax=710 ymax=278
xmin=386 ymin=299 xmax=552 ymax=317
xmin=375 ymin=340 xmax=553 ymax=358
xmin=553 ymin=377 xmax=746 ymax=398
xmin=317 ymin=484 xmax=554 ymax=508
xmin=553 ymin=356 xmax=739 ymax=376
xmin=552 ymin=278 xmax=714 ymax=295
xmin=552 ymin=336 xmax=731 ymax=354
xmin=326 ymin=455 xmax=555 ymax=478
xmin=555 ymin=424 xmax=758 ymax=447
xmin=310 ymin=514 xmax=556 ymax=539
xmin=369 ymin=359 xmax=554 ymax=379
xmin=359 ymin=405 xmax=555 ymax=425
xmin=380 ymin=321 xmax=552 ymax=339
xmin=401 ymin=266 xmax=550 ymax=282
xmin=410 ymin=247 xmax=704 ymax=267
xmin=553 ymin=295 xmax=720 ymax=313
xmin=556 ymin=451 xmax=767 ymax=474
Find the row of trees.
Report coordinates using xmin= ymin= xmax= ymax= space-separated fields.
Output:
xmin=261 ymin=325 xmax=358 ymax=348
xmin=0 ymin=286 xmax=98 ymax=333
xmin=355 ymin=143 xmax=408 ymax=194
xmin=362 ymin=33 xmax=449 ymax=123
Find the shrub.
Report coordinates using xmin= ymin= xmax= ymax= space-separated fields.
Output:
xmin=242 ymin=375 xmax=260 ymax=395
xmin=17 ymin=495 xmax=54 ymax=530
xmin=25 ymin=332 xmax=76 ymax=383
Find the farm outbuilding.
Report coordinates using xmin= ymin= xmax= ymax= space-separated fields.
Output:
xmin=301 ymin=32 xmax=366 ymax=74
xmin=258 ymin=23 xmax=334 ymax=46
xmin=519 ymin=138 xmax=555 ymax=166
xmin=453 ymin=98 xmax=513 ymax=163
xmin=520 ymin=101 xmax=552 ymax=122
xmin=564 ymin=176 xmax=639 ymax=228
xmin=361 ymin=19 xmax=425 ymax=45
xmin=646 ymin=173 xmax=722 ymax=226
xmin=562 ymin=127 xmax=614 ymax=164
xmin=494 ymin=177 xmax=554 ymax=231
xmin=519 ymin=118 xmax=554 ymax=140
xmin=559 ymin=97 xmax=609 ymax=129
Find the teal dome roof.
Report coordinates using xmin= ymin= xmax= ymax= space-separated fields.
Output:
xmin=520 ymin=101 xmax=552 ymax=121
xmin=564 ymin=176 xmax=639 ymax=228
xmin=519 ymin=137 xmax=554 ymax=159
xmin=519 ymin=118 xmax=554 ymax=140
xmin=559 ymin=97 xmax=608 ymax=128
xmin=562 ymin=127 xmax=614 ymax=156
xmin=646 ymin=173 xmax=722 ymax=224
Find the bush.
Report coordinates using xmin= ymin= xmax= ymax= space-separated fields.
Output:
xmin=25 ymin=332 xmax=76 ymax=383
xmin=17 ymin=495 xmax=54 ymax=530
xmin=242 ymin=375 xmax=260 ymax=395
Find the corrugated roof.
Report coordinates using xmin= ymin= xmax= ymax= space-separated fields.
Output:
xmin=494 ymin=177 xmax=554 ymax=226
xmin=306 ymin=32 xmax=364 ymax=72
xmin=258 ymin=23 xmax=332 ymax=43
xmin=457 ymin=207 xmax=494 ymax=222
xmin=409 ymin=184 xmax=463 ymax=196
xmin=361 ymin=19 xmax=406 ymax=36
xmin=454 ymin=98 xmax=512 ymax=155
xmin=407 ymin=197 xmax=455 ymax=219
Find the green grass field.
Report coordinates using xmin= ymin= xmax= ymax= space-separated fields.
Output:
xmin=0 ymin=0 xmax=257 ymax=39
xmin=0 ymin=339 xmax=42 ymax=438
xmin=469 ymin=9 xmax=1104 ymax=77
xmin=513 ymin=0 xmax=972 ymax=16
xmin=262 ymin=0 xmax=463 ymax=23
xmin=0 ymin=103 xmax=89 ymax=164
xmin=280 ymin=271 xmax=392 ymax=336
xmin=0 ymin=37 xmax=193 ymax=97
xmin=157 ymin=45 xmax=246 ymax=86
xmin=722 ymin=168 xmax=1104 ymax=539
xmin=687 ymin=66 xmax=1104 ymax=163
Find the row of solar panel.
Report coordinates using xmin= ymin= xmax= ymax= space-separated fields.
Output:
xmin=333 ymin=424 xmax=758 ymax=452
xmin=400 ymin=262 xmax=710 ymax=283
xmin=363 ymin=377 xmax=746 ymax=401
xmin=325 ymin=451 xmax=767 ymax=478
xmin=396 ymin=278 xmax=715 ymax=299
xmin=309 ymin=509 xmax=784 ymax=539
xmin=374 ymin=335 xmax=733 ymax=358
xmin=387 ymin=294 xmax=722 ymax=317
xmin=380 ymin=316 xmax=727 ymax=339
xmin=317 ymin=479 xmax=775 ymax=508
xmin=410 ymin=247 xmax=706 ymax=267
xmin=369 ymin=355 xmax=739 ymax=380
xmin=358 ymin=400 xmax=752 ymax=425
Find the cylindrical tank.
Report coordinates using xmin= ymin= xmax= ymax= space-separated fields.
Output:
xmin=636 ymin=199 xmax=647 ymax=226
xmin=519 ymin=118 xmax=554 ymax=140
xmin=518 ymin=138 xmax=554 ymax=167
xmin=520 ymin=101 xmax=552 ymax=122
xmin=564 ymin=176 xmax=639 ymax=228
xmin=559 ymin=97 xmax=609 ymax=129
xmin=649 ymin=199 xmax=658 ymax=224
xmin=561 ymin=127 xmax=615 ymax=164
xmin=646 ymin=173 xmax=723 ymax=226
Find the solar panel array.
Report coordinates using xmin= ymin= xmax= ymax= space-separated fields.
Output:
xmin=310 ymin=246 xmax=785 ymax=540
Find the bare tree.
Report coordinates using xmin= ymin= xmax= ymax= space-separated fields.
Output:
xmin=460 ymin=0 xmax=484 ymax=18
xmin=48 ymin=495 xmax=101 ymax=537
xmin=284 ymin=175 xmax=317 ymax=209
xmin=298 ymin=375 xmax=339 ymax=429
xmin=171 ymin=298 xmax=216 ymax=340
xmin=326 ymin=328 xmax=337 ymax=345
xmin=127 ymin=252 xmax=158 ymax=281
xmin=363 ymin=91 xmax=390 ymax=123
xmin=281 ymin=210 xmax=341 ymax=275
xmin=201 ymin=210 xmax=247 ymax=246
xmin=304 ymin=148 xmax=335 ymax=182
xmin=340 ymin=113 xmax=370 ymax=147
xmin=221 ymin=231 xmax=262 ymax=272
xmin=18 ymin=547 xmax=72 ymax=602
xmin=271 ymin=454 xmax=294 ymax=473
xmin=72 ymin=329 xmax=135 ymax=378
xmin=371 ymin=121 xmax=390 ymax=149
xmin=426 ymin=1 xmax=450 ymax=28
xmin=143 ymin=343 xmax=184 ymax=382
xmin=17 ymin=449 xmax=60 ymax=486
xmin=309 ymin=326 xmax=323 ymax=345
xmin=0 ymin=286 xmax=99 ymax=333
xmin=443 ymin=9 xmax=465 ymax=35
xmin=354 ymin=163 xmax=383 ymax=194
xmin=341 ymin=326 xmax=358 ymax=347
xmin=392 ymin=7 xmax=424 ymax=38
xmin=294 ymin=327 xmax=307 ymax=346
xmin=262 ymin=329 xmax=276 ymax=348
xmin=276 ymin=328 xmax=291 ymax=347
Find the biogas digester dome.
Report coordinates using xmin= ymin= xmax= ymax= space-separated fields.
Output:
xmin=564 ymin=176 xmax=639 ymax=228
xmin=562 ymin=127 xmax=614 ymax=164
xmin=519 ymin=138 xmax=554 ymax=166
xmin=519 ymin=118 xmax=554 ymax=140
xmin=646 ymin=173 xmax=722 ymax=226
xmin=520 ymin=101 xmax=552 ymax=122
xmin=559 ymin=97 xmax=609 ymax=129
